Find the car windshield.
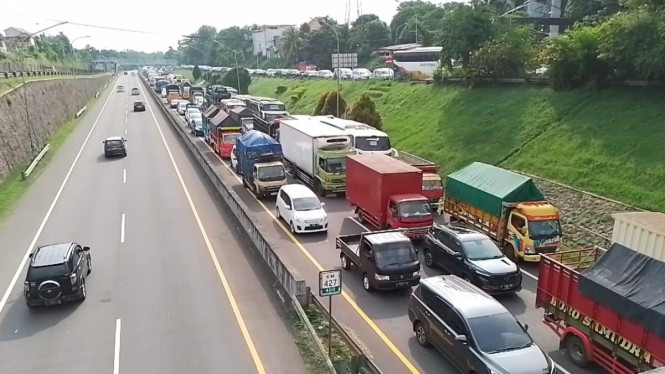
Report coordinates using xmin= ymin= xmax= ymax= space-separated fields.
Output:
xmin=467 ymin=313 xmax=533 ymax=353
xmin=354 ymin=136 xmax=391 ymax=152
xmin=323 ymin=157 xmax=346 ymax=173
xmin=462 ymin=238 xmax=504 ymax=260
xmin=27 ymin=263 xmax=70 ymax=280
xmin=422 ymin=179 xmax=443 ymax=190
xmin=397 ymin=200 xmax=431 ymax=219
xmin=106 ymin=140 xmax=123 ymax=146
xmin=257 ymin=165 xmax=285 ymax=181
xmin=528 ymin=220 xmax=562 ymax=239
xmin=190 ymin=114 xmax=202 ymax=120
xmin=193 ymin=119 xmax=203 ymax=127
xmin=374 ymin=242 xmax=417 ymax=267
xmin=292 ymin=196 xmax=321 ymax=211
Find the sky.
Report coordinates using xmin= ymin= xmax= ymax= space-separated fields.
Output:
xmin=0 ymin=0 xmax=433 ymax=53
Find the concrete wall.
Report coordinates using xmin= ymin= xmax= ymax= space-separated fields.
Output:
xmin=0 ymin=75 xmax=109 ymax=182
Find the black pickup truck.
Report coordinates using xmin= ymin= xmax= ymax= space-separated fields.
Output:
xmin=336 ymin=230 xmax=421 ymax=292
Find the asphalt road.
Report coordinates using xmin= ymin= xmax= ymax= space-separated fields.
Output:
xmin=160 ymin=91 xmax=607 ymax=374
xmin=0 ymin=74 xmax=306 ymax=374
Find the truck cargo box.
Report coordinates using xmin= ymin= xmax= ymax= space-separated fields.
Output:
xmin=393 ymin=151 xmax=438 ymax=174
xmin=346 ymin=154 xmax=423 ymax=223
xmin=445 ymin=162 xmax=545 ymax=217
xmin=611 ymin=212 xmax=665 ymax=262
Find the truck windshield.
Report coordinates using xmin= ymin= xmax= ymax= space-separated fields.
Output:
xmin=262 ymin=103 xmax=285 ymax=111
xmin=467 ymin=313 xmax=533 ymax=354
xmin=462 ymin=238 xmax=504 ymax=261
xmin=398 ymin=200 xmax=432 ymax=219
xmin=354 ymin=136 xmax=391 ymax=152
xmin=292 ymin=197 xmax=321 ymax=211
xmin=374 ymin=242 xmax=417 ymax=267
xmin=264 ymin=113 xmax=283 ymax=123
xmin=223 ymin=134 xmax=240 ymax=144
xmin=422 ymin=179 xmax=443 ymax=190
xmin=323 ymin=157 xmax=346 ymax=174
xmin=528 ymin=220 xmax=562 ymax=239
xmin=257 ymin=165 xmax=285 ymax=181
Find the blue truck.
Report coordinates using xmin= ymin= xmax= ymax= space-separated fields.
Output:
xmin=236 ymin=130 xmax=287 ymax=199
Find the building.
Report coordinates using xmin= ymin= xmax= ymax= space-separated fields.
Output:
xmin=3 ymin=27 xmax=34 ymax=50
xmin=0 ymin=32 xmax=7 ymax=54
xmin=307 ymin=18 xmax=324 ymax=32
xmin=251 ymin=24 xmax=295 ymax=59
xmin=374 ymin=43 xmax=422 ymax=59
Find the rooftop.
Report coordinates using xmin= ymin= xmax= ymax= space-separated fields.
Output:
xmin=420 ymin=275 xmax=508 ymax=319
xmin=366 ymin=231 xmax=411 ymax=245
xmin=31 ymin=243 xmax=73 ymax=267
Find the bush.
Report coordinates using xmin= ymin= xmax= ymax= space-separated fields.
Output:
xmin=469 ymin=26 xmax=536 ymax=78
xmin=222 ymin=67 xmax=252 ymax=94
xmin=348 ymin=94 xmax=383 ymax=130
xmin=321 ymin=91 xmax=347 ymax=116
xmin=291 ymin=85 xmax=307 ymax=101
xmin=192 ymin=65 xmax=201 ymax=81
xmin=275 ymin=85 xmax=288 ymax=94
xmin=313 ymin=92 xmax=329 ymax=115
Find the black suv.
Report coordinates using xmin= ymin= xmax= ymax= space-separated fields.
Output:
xmin=133 ymin=101 xmax=145 ymax=112
xmin=103 ymin=136 xmax=127 ymax=158
xmin=408 ymin=275 xmax=554 ymax=374
xmin=422 ymin=223 xmax=522 ymax=294
xmin=24 ymin=242 xmax=91 ymax=308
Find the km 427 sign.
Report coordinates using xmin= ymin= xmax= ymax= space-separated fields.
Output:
xmin=319 ymin=269 xmax=342 ymax=297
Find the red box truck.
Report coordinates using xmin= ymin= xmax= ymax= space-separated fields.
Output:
xmin=346 ymin=154 xmax=433 ymax=239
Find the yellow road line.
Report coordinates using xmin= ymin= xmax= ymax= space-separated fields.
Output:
xmin=202 ymin=140 xmax=421 ymax=374
xmin=139 ymin=83 xmax=266 ymax=374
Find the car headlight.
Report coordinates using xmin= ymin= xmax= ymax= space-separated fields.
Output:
xmin=413 ymin=271 xmax=421 ymax=278
xmin=375 ymin=274 xmax=389 ymax=281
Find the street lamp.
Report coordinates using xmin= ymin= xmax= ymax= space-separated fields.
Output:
xmin=319 ymin=20 xmax=341 ymax=117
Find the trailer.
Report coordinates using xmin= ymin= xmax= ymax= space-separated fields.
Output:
xmin=611 ymin=212 xmax=665 ymax=262
xmin=536 ymin=244 xmax=665 ymax=373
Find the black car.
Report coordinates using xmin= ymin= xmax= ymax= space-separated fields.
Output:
xmin=24 ymin=242 xmax=91 ymax=308
xmin=131 ymin=88 xmax=139 ymax=95
xmin=117 ymin=85 xmax=124 ymax=93
xmin=103 ymin=137 xmax=127 ymax=157
xmin=422 ymin=224 xmax=522 ymax=294
xmin=133 ymin=101 xmax=145 ymax=112
xmin=123 ymin=71 xmax=128 ymax=75
xmin=408 ymin=276 xmax=553 ymax=374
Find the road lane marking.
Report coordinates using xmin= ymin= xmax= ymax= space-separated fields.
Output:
xmin=124 ymin=128 xmax=127 ymax=135
xmin=139 ymin=82 xmax=266 ymax=374
xmin=0 ymin=77 xmax=117 ymax=314
xmin=114 ymin=318 xmax=121 ymax=374
xmin=125 ymin=117 xmax=127 ymax=124
xmin=199 ymin=141 xmax=421 ymax=374
xmin=123 ymin=169 xmax=127 ymax=184
xmin=120 ymin=214 xmax=126 ymax=243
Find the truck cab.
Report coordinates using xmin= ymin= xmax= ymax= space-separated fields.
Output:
xmin=386 ymin=195 xmax=434 ymax=238
xmin=500 ymin=202 xmax=562 ymax=262
xmin=393 ymin=151 xmax=444 ymax=210
xmin=247 ymin=160 xmax=286 ymax=198
xmin=337 ymin=230 xmax=421 ymax=292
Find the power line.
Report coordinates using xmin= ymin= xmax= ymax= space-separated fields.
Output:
xmin=16 ymin=14 xmax=158 ymax=34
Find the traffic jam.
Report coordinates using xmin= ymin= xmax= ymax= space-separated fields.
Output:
xmin=145 ymin=69 xmax=665 ymax=374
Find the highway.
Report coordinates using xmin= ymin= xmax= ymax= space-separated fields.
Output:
xmin=0 ymin=74 xmax=306 ymax=374
xmin=155 ymin=82 xmax=608 ymax=374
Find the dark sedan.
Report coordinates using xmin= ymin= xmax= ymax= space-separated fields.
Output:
xmin=103 ymin=136 xmax=127 ymax=158
xmin=133 ymin=101 xmax=145 ymax=112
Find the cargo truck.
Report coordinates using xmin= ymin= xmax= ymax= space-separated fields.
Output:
xmin=536 ymin=244 xmax=665 ymax=373
xmin=314 ymin=116 xmax=395 ymax=155
xmin=247 ymin=97 xmax=288 ymax=139
xmin=393 ymin=151 xmax=444 ymax=211
xmin=443 ymin=162 xmax=562 ymax=262
xmin=611 ymin=212 xmax=665 ymax=262
xmin=279 ymin=118 xmax=355 ymax=197
xmin=336 ymin=230 xmax=421 ymax=292
xmin=166 ymin=84 xmax=181 ymax=108
xmin=236 ymin=131 xmax=287 ymax=198
xmin=180 ymin=81 xmax=191 ymax=100
xmin=346 ymin=154 xmax=433 ymax=239
xmin=229 ymin=107 xmax=254 ymax=134
xmin=208 ymin=110 xmax=241 ymax=158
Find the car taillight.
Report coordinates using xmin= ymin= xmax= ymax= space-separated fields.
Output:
xmin=70 ymin=273 xmax=77 ymax=285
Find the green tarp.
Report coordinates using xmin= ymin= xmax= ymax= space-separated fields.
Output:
xmin=445 ymin=162 xmax=545 ymax=217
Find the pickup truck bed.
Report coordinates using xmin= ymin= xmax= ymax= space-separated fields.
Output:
xmin=336 ymin=234 xmax=362 ymax=259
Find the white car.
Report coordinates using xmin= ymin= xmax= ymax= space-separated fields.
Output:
xmin=276 ymin=184 xmax=328 ymax=234
xmin=318 ymin=69 xmax=334 ymax=79
xmin=352 ymin=68 xmax=372 ymax=80
xmin=372 ymin=68 xmax=394 ymax=80
xmin=161 ymin=87 xmax=167 ymax=98
xmin=230 ymin=145 xmax=239 ymax=173
xmin=177 ymin=101 xmax=189 ymax=115
xmin=185 ymin=107 xmax=201 ymax=121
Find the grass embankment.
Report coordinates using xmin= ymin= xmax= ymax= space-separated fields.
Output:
xmin=0 ymin=74 xmax=97 ymax=97
xmin=0 ymin=92 xmax=102 ymax=221
xmin=172 ymin=69 xmax=204 ymax=85
xmin=250 ymin=78 xmax=665 ymax=212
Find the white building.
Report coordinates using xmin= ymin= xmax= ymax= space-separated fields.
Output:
xmin=252 ymin=25 xmax=295 ymax=59
xmin=3 ymin=27 xmax=34 ymax=50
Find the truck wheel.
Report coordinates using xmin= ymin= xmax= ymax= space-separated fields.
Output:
xmin=242 ymin=178 xmax=247 ymax=187
xmin=565 ymin=335 xmax=590 ymax=367
xmin=362 ymin=274 xmax=374 ymax=292
xmin=503 ymin=243 xmax=517 ymax=262
xmin=340 ymin=254 xmax=351 ymax=270
xmin=315 ymin=180 xmax=325 ymax=197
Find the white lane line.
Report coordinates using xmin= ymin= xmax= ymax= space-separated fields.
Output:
xmin=113 ymin=318 xmax=121 ymax=374
xmin=0 ymin=79 xmax=116 ymax=314
xmin=555 ymin=364 xmax=572 ymax=374
xmin=124 ymin=128 xmax=127 ymax=136
xmin=120 ymin=214 xmax=126 ymax=243
xmin=125 ymin=117 xmax=127 ymax=124
xmin=123 ymin=169 xmax=126 ymax=184
xmin=520 ymin=268 xmax=538 ymax=280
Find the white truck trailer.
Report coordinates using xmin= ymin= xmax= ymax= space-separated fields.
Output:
xmin=611 ymin=211 xmax=665 ymax=262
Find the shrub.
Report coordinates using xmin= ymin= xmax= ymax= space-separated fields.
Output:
xmin=348 ymin=94 xmax=383 ymax=129
xmin=275 ymin=85 xmax=288 ymax=95
xmin=321 ymin=91 xmax=347 ymax=116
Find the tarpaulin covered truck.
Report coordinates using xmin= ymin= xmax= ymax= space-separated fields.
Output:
xmin=235 ymin=131 xmax=286 ymax=199
xmin=443 ymin=162 xmax=562 ymax=262
xmin=536 ymin=244 xmax=665 ymax=373
xmin=393 ymin=151 xmax=444 ymax=211
xmin=346 ymin=154 xmax=433 ymax=239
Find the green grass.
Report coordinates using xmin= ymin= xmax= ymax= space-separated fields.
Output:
xmin=250 ymin=78 xmax=665 ymax=212
xmin=0 ymin=93 xmax=101 ymax=221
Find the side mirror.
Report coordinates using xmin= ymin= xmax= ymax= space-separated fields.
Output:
xmin=123 ymin=139 xmax=127 ymax=142
xmin=518 ymin=227 xmax=526 ymax=235
xmin=320 ymin=202 xmax=326 ymax=208
xmin=454 ymin=335 xmax=468 ymax=344
xmin=28 ymin=253 xmax=33 ymax=258
xmin=284 ymin=205 xmax=291 ymax=210
xmin=102 ymin=140 xmax=106 ymax=144
xmin=83 ymin=246 xmax=90 ymax=251
xmin=522 ymin=323 xmax=529 ymax=332
xmin=453 ymin=252 xmax=463 ymax=259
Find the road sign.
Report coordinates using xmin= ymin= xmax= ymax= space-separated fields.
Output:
xmin=319 ymin=269 xmax=342 ymax=296
xmin=331 ymin=53 xmax=358 ymax=69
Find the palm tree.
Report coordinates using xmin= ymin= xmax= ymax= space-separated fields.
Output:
xmin=280 ymin=27 xmax=301 ymax=64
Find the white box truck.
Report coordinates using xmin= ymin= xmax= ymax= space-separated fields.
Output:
xmin=279 ymin=118 xmax=355 ymax=197
xmin=314 ymin=115 xmax=395 ymax=155
xmin=611 ymin=211 xmax=665 ymax=262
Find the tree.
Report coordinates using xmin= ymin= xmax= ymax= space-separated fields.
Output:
xmin=390 ymin=1 xmax=438 ymax=43
xmin=179 ymin=25 xmax=218 ymax=65
xmin=348 ymin=94 xmax=383 ymax=129
xmin=320 ymin=91 xmax=346 ymax=116
xmin=301 ymin=19 xmax=343 ymax=68
xmin=313 ymin=92 xmax=329 ymax=115
xmin=192 ymin=65 xmax=201 ymax=81
xmin=280 ymin=27 xmax=302 ymax=64
xmin=469 ymin=25 xmax=536 ymax=78
xmin=222 ymin=67 xmax=251 ymax=94
xmin=217 ymin=26 xmax=253 ymax=62
xmin=350 ymin=15 xmax=391 ymax=63
xmin=438 ymin=4 xmax=496 ymax=68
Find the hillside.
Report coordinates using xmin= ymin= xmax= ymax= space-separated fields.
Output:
xmin=249 ymin=78 xmax=665 ymax=213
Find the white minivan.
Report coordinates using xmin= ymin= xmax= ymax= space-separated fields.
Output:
xmin=275 ymin=184 xmax=328 ymax=234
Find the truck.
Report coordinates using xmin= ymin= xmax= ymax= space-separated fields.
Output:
xmin=166 ymin=84 xmax=181 ymax=108
xmin=346 ymin=154 xmax=433 ymax=240
xmin=236 ymin=130 xmax=287 ymax=198
xmin=180 ymin=81 xmax=192 ymax=100
xmin=208 ymin=111 xmax=240 ymax=158
xmin=443 ymin=162 xmax=562 ymax=262
xmin=229 ymin=107 xmax=254 ymax=134
xmin=336 ymin=230 xmax=421 ymax=292
xmin=247 ymin=97 xmax=289 ymax=139
xmin=393 ymin=151 xmax=444 ymax=211
xmin=314 ymin=115 xmax=395 ymax=155
xmin=611 ymin=212 xmax=665 ymax=262
xmin=279 ymin=118 xmax=355 ymax=197
xmin=536 ymin=244 xmax=665 ymax=373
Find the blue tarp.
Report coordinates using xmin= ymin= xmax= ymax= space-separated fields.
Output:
xmin=236 ymin=130 xmax=282 ymax=156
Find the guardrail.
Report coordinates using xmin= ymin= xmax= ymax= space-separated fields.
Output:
xmin=1 ymin=70 xmax=94 ymax=79
xmin=21 ymin=144 xmax=50 ymax=180
xmin=139 ymin=75 xmax=383 ymax=374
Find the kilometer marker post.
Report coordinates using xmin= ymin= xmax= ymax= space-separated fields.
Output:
xmin=319 ymin=269 xmax=342 ymax=358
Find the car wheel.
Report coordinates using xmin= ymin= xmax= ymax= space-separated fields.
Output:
xmin=340 ymin=254 xmax=351 ymax=270
xmin=104 ymin=153 xmax=109 ymax=158
xmin=424 ymin=249 xmax=434 ymax=268
xmin=79 ymin=280 xmax=87 ymax=301
xmin=276 ymin=207 xmax=281 ymax=220
xmin=415 ymin=322 xmax=430 ymax=347
xmin=123 ymin=152 xmax=127 ymax=157
xmin=87 ymin=256 xmax=92 ymax=274
xmin=362 ymin=274 xmax=374 ymax=292
xmin=290 ymin=222 xmax=296 ymax=234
